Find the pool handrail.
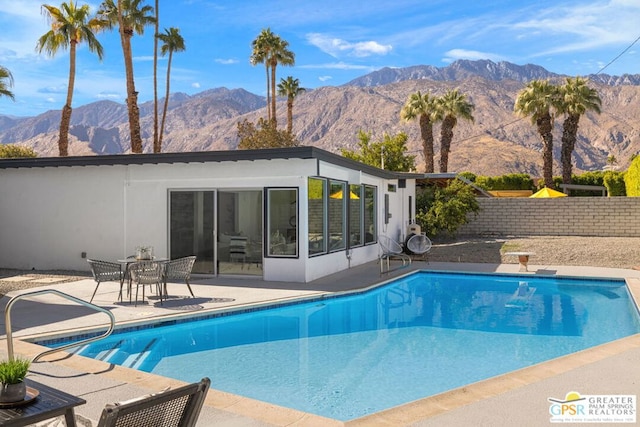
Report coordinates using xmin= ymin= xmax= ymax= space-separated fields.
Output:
xmin=4 ymin=289 xmax=116 ymax=363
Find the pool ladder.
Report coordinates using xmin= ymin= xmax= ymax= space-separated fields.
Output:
xmin=4 ymin=289 xmax=116 ymax=362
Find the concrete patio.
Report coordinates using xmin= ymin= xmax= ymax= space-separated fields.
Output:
xmin=1 ymin=260 xmax=639 ymax=426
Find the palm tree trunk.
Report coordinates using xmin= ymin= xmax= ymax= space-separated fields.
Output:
xmin=118 ymin=4 xmax=143 ymax=154
xmin=439 ymin=116 xmax=455 ymax=173
xmin=536 ymin=114 xmax=554 ymax=188
xmin=561 ymin=114 xmax=580 ymax=184
xmin=59 ymin=41 xmax=78 ymax=157
xmin=264 ymin=64 xmax=270 ymax=121
xmin=152 ymin=0 xmax=159 ymax=153
xmin=159 ymin=51 xmax=173 ymax=150
xmin=287 ymin=98 xmax=293 ymax=134
xmin=419 ymin=114 xmax=434 ymax=173
xmin=270 ymin=62 xmax=277 ymax=126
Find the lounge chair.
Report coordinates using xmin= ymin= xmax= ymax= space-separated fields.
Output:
xmin=97 ymin=377 xmax=210 ymax=427
xmin=87 ymin=259 xmax=125 ymax=303
xmin=406 ymin=233 xmax=432 ymax=262
xmin=163 ymin=256 xmax=197 ymax=297
xmin=378 ymin=235 xmax=411 ymax=274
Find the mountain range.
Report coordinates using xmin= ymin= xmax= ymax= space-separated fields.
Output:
xmin=1 ymin=59 xmax=639 ymax=176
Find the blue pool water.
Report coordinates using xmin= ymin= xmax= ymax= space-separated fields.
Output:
xmin=42 ymin=271 xmax=640 ymax=421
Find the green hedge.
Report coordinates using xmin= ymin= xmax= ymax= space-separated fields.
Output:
xmin=473 ymin=173 xmax=534 ymax=191
xmin=625 ymin=156 xmax=640 ymax=196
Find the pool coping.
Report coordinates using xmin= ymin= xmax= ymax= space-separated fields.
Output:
xmin=5 ymin=268 xmax=640 ymax=426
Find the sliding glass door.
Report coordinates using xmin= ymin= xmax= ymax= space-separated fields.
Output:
xmin=169 ymin=191 xmax=215 ymax=274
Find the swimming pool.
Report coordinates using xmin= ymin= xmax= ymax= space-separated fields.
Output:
xmin=40 ymin=271 xmax=640 ymax=421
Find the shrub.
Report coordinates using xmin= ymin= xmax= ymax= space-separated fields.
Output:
xmin=625 ymin=155 xmax=640 ymax=196
xmin=603 ymin=171 xmax=626 ymax=196
xmin=0 ymin=144 xmax=37 ymax=158
xmin=416 ymin=179 xmax=480 ymax=237
xmin=475 ymin=173 xmax=533 ymax=191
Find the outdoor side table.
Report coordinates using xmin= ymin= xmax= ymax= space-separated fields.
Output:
xmin=0 ymin=379 xmax=86 ymax=426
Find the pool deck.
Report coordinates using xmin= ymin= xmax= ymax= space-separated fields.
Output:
xmin=1 ymin=260 xmax=639 ymax=426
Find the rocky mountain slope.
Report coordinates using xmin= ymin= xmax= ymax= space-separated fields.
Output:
xmin=1 ymin=60 xmax=639 ymax=176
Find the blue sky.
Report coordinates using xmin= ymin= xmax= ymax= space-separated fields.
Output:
xmin=1 ymin=0 xmax=639 ymax=117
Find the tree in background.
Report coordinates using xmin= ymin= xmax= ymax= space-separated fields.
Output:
xmin=416 ymin=179 xmax=479 ymax=237
xmin=435 ymin=89 xmax=474 ymax=173
xmin=400 ymin=91 xmax=437 ymax=173
xmin=152 ymin=0 xmax=159 ymax=153
xmin=268 ymin=35 xmax=294 ymax=127
xmin=157 ymin=27 xmax=185 ymax=151
xmin=514 ymin=79 xmax=559 ymax=188
xmin=37 ymin=2 xmax=106 ymax=157
xmin=341 ymin=130 xmax=416 ymax=172
xmin=237 ymin=118 xmax=298 ymax=149
xmin=277 ymin=76 xmax=305 ymax=135
xmin=558 ymin=77 xmax=601 ymax=184
xmin=0 ymin=65 xmax=15 ymax=101
xmin=99 ymin=0 xmax=155 ymax=153
xmin=251 ymin=28 xmax=276 ymax=122
xmin=0 ymin=144 xmax=37 ymax=158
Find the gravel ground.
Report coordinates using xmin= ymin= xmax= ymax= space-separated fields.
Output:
xmin=1 ymin=236 xmax=639 ymax=297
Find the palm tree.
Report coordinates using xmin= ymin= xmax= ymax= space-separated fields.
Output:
xmin=251 ymin=28 xmax=276 ymax=121
xmin=434 ymin=89 xmax=475 ymax=173
xmin=98 ymin=0 xmax=155 ymax=154
xmin=152 ymin=0 xmax=159 ymax=153
xmin=400 ymin=91 xmax=437 ymax=173
xmin=37 ymin=2 xmax=105 ymax=157
xmin=268 ymin=37 xmax=294 ymax=126
xmin=514 ymin=80 xmax=559 ymax=188
xmin=558 ymin=77 xmax=602 ymax=184
xmin=277 ymin=76 xmax=305 ymax=135
xmin=157 ymin=27 xmax=185 ymax=151
xmin=0 ymin=66 xmax=15 ymax=101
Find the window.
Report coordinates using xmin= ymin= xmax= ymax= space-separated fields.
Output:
xmin=308 ymin=177 xmax=326 ymax=255
xmin=328 ymin=180 xmax=347 ymax=252
xmin=349 ymin=184 xmax=362 ymax=247
xmin=364 ymin=185 xmax=377 ymax=244
xmin=266 ymin=188 xmax=297 ymax=257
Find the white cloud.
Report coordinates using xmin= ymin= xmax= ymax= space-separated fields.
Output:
xmin=318 ymin=76 xmax=332 ymax=82
xmin=215 ymin=58 xmax=238 ymax=65
xmin=306 ymin=33 xmax=392 ymax=58
xmin=442 ymin=49 xmax=506 ymax=63
xmin=192 ymin=82 xmax=201 ymax=88
xmin=96 ymin=92 xmax=120 ymax=100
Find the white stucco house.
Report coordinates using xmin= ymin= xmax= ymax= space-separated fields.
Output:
xmin=0 ymin=147 xmax=418 ymax=283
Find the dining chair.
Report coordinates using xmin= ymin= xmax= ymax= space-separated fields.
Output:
xmin=163 ymin=256 xmax=196 ymax=297
xmin=87 ymin=259 xmax=125 ymax=303
xmin=128 ymin=261 xmax=164 ymax=306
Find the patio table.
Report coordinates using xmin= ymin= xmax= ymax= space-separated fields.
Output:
xmin=0 ymin=379 xmax=86 ymax=426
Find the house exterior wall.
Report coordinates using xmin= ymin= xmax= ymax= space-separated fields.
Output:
xmin=0 ymin=157 xmax=415 ymax=283
xmin=457 ymin=197 xmax=640 ymax=237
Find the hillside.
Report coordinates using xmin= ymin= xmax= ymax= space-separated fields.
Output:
xmin=1 ymin=60 xmax=639 ymax=176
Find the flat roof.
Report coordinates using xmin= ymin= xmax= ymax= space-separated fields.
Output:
xmin=0 ymin=146 xmax=406 ymax=180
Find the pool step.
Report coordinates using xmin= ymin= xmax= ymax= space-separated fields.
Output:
xmin=121 ymin=338 xmax=159 ymax=370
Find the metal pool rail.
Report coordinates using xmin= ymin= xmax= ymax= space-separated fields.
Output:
xmin=4 ymin=289 xmax=116 ymax=362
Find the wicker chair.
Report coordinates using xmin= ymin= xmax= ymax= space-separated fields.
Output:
xmin=128 ymin=261 xmax=164 ymax=306
xmin=97 ymin=377 xmax=210 ymax=427
xmin=163 ymin=256 xmax=196 ymax=297
xmin=87 ymin=259 xmax=125 ymax=303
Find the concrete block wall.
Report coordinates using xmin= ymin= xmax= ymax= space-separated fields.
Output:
xmin=457 ymin=197 xmax=640 ymax=237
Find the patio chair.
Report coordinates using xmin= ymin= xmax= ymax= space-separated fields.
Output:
xmin=128 ymin=260 xmax=164 ymax=306
xmin=229 ymin=236 xmax=248 ymax=268
xmin=406 ymin=233 xmax=432 ymax=262
xmin=87 ymin=259 xmax=125 ymax=303
xmin=97 ymin=377 xmax=210 ymax=427
xmin=378 ymin=235 xmax=411 ymax=274
xmin=163 ymin=256 xmax=197 ymax=297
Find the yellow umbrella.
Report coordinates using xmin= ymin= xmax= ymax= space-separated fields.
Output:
xmin=529 ymin=187 xmax=567 ymax=198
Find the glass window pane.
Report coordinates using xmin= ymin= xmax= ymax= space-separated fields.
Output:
xmin=349 ymin=185 xmax=362 ymax=246
xmin=267 ymin=188 xmax=297 ymax=257
xmin=364 ymin=185 xmax=376 ymax=244
xmin=308 ymin=177 xmax=326 ymax=255
xmin=328 ymin=180 xmax=346 ymax=251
